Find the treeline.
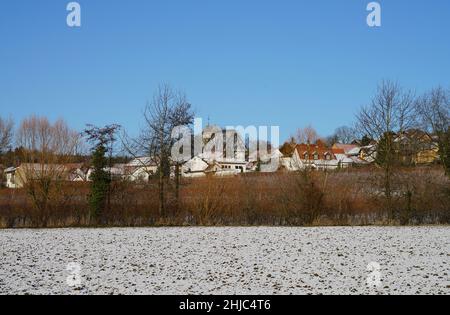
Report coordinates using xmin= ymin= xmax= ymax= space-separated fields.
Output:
xmin=0 ymin=84 xmax=195 ymax=226
xmin=0 ymin=81 xmax=449 ymax=228
xmin=283 ymin=81 xmax=449 ymax=223
xmin=0 ymin=167 xmax=448 ymax=228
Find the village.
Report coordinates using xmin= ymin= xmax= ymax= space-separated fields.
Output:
xmin=1 ymin=124 xmax=440 ymax=189
xmin=1 ymin=0 xmax=450 ymax=299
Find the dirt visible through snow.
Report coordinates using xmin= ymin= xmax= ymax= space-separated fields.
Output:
xmin=0 ymin=227 xmax=448 ymax=295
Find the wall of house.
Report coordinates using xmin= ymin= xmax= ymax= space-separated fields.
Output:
xmin=415 ymin=149 xmax=439 ymax=164
xmin=5 ymin=171 xmax=21 ymax=188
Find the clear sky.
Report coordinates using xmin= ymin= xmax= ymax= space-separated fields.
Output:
xmin=1 ymin=0 xmax=449 ymax=141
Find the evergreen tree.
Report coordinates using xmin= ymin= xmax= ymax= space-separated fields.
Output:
xmin=84 ymin=124 xmax=120 ymax=224
xmin=89 ymin=143 xmax=110 ymax=220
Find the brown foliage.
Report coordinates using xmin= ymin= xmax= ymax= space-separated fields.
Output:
xmin=0 ymin=167 xmax=449 ymax=228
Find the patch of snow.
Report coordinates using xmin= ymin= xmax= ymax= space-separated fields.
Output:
xmin=0 ymin=227 xmax=448 ymax=295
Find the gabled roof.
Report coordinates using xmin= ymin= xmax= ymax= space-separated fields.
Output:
xmin=347 ymin=147 xmax=362 ymax=156
xmin=332 ymin=144 xmax=359 ymax=154
xmin=4 ymin=167 xmax=16 ymax=173
xmin=15 ymin=163 xmax=68 ymax=172
xmin=64 ymin=163 xmax=84 ymax=171
xmin=295 ymin=143 xmax=337 ymax=160
xmin=204 ymin=161 xmax=222 ymax=173
xmin=248 ymin=149 xmax=283 ymax=162
xmin=331 ymin=148 xmax=345 ymax=155
xmin=183 ymin=156 xmax=209 ymax=173
xmin=127 ymin=157 xmax=158 ymax=167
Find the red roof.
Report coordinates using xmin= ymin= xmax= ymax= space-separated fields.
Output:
xmin=332 ymin=144 xmax=358 ymax=154
xmin=295 ymin=143 xmax=336 ymax=161
xmin=331 ymin=148 xmax=345 ymax=154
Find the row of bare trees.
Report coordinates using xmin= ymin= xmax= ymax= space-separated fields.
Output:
xmin=288 ymin=81 xmax=449 ymax=222
xmin=0 ymin=84 xmax=194 ymax=225
xmin=1 ymin=81 xmax=448 ymax=226
xmin=356 ymin=81 xmax=449 ymax=220
xmin=0 ymin=117 xmax=14 ymax=155
xmin=13 ymin=117 xmax=81 ymax=224
xmin=356 ymin=81 xmax=416 ymax=220
xmin=415 ymin=87 xmax=450 ymax=174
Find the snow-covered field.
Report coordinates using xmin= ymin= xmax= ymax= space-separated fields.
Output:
xmin=0 ymin=227 xmax=448 ymax=295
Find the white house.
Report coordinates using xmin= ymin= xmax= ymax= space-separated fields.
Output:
xmin=248 ymin=149 xmax=285 ymax=172
xmin=3 ymin=163 xmax=72 ymax=189
xmin=189 ymin=125 xmax=248 ymax=176
xmin=124 ymin=157 xmax=158 ymax=182
xmin=182 ymin=156 xmax=209 ymax=178
xmin=4 ymin=167 xmax=17 ymax=188
xmin=282 ymin=141 xmax=352 ymax=170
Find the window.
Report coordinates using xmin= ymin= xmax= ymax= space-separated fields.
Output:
xmin=313 ymin=152 xmax=319 ymax=160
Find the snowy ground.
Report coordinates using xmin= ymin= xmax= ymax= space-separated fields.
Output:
xmin=0 ymin=227 xmax=448 ymax=295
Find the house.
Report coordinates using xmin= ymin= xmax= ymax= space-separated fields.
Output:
xmin=80 ymin=164 xmax=126 ymax=182
xmin=331 ymin=147 xmax=356 ymax=168
xmin=122 ymin=125 xmax=250 ymax=180
xmin=3 ymin=163 xmax=69 ymax=189
xmin=178 ymin=126 xmax=250 ymax=178
xmin=359 ymin=145 xmax=378 ymax=163
xmin=110 ymin=164 xmax=127 ymax=180
xmin=332 ymin=144 xmax=360 ymax=155
xmin=69 ymin=164 xmax=91 ymax=182
xmin=191 ymin=125 xmax=248 ymax=175
xmin=61 ymin=163 xmax=89 ymax=182
xmin=248 ymin=149 xmax=285 ymax=172
xmin=124 ymin=157 xmax=158 ymax=182
xmin=204 ymin=161 xmax=241 ymax=176
xmin=279 ymin=142 xmax=301 ymax=171
xmin=331 ymin=144 xmax=369 ymax=166
xmin=282 ymin=140 xmax=356 ymax=171
xmin=182 ymin=156 xmax=209 ymax=178
xmin=348 ymin=130 xmax=439 ymax=166
xmin=182 ymin=155 xmax=247 ymax=178
xmin=393 ymin=130 xmax=439 ymax=165
xmin=4 ymin=166 xmax=17 ymax=188
xmin=201 ymin=125 xmax=246 ymax=162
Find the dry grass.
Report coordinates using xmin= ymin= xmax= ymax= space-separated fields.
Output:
xmin=0 ymin=167 xmax=449 ymax=228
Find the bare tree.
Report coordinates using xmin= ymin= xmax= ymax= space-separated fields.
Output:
xmin=169 ymin=91 xmax=195 ymax=202
xmin=0 ymin=116 xmax=14 ymax=155
xmin=16 ymin=116 xmax=80 ymax=224
xmin=356 ymin=80 xmax=416 ymax=220
xmin=124 ymin=84 xmax=194 ymax=217
xmin=416 ymin=87 xmax=450 ymax=175
xmin=296 ymin=125 xmax=319 ymax=144
xmin=333 ymin=125 xmax=357 ymax=144
xmin=0 ymin=116 xmax=14 ymax=187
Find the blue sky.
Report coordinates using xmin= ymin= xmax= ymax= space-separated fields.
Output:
xmin=0 ymin=0 xmax=449 ymax=141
